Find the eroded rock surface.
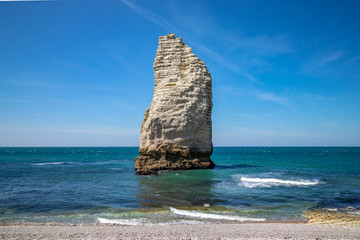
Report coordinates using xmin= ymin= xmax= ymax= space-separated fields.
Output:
xmin=135 ymin=33 xmax=214 ymax=175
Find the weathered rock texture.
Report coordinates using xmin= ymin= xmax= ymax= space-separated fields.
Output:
xmin=135 ymin=33 xmax=215 ymax=175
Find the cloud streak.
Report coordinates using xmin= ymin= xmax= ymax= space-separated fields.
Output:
xmin=303 ymin=51 xmax=344 ymax=73
xmin=190 ymin=43 xmax=260 ymax=83
xmin=316 ymin=51 xmax=343 ymax=67
xmin=216 ymin=86 xmax=289 ymax=106
xmin=119 ymin=0 xmax=178 ymax=32
xmin=254 ymin=91 xmax=289 ymax=105
xmin=228 ymin=33 xmax=294 ymax=56
xmin=119 ymin=0 xmax=259 ymax=84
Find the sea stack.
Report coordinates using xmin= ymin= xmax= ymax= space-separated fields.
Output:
xmin=135 ymin=33 xmax=215 ymax=175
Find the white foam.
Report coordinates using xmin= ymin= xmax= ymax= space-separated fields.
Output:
xmin=170 ymin=207 xmax=266 ymax=222
xmin=166 ymin=220 xmax=207 ymax=225
xmin=97 ymin=217 xmax=143 ymax=225
xmin=239 ymin=177 xmax=320 ymax=188
xmin=31 ymin=162 xmax=65 ymax=166
xmin=326 ymin=208 xmax=338 ymax=212
xmin=97 ymin=217 xmax=206 ymax=226
xmin=349 ymin=211 xmax=360 ymax=215
xmin=326 ymin=208 xmax=338 ymax=211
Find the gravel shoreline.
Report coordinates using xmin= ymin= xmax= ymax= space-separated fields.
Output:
xmin=1 ymin=223 xmax=359 ymax=240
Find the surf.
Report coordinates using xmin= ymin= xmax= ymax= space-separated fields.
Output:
xmin=239 ymin=177 xmax=320 ymax=188
xmin=97 ymin=217 xmax=143 ymax=225
xmin=31 ymin=162 xmax=65 ymax=166
xmin=170 ymin=207 xmax=266 ymax=222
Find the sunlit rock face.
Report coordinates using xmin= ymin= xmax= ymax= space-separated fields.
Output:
xmin=135 ymin=33 xmax=214 ymax=175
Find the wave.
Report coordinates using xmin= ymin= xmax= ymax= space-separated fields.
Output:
xmin=92 ymin=160 xmax=121 ymax=165
xmin=170 ymin=207 xmax=266 ymax=222
xmin=31 ymin=162 xmax=65 ymax=166
xmin=349 ymin=211 xmax=360 ymax=215
xmin=31 ymin=160 xmax=120 ymax=166
xmin=97 ymin=217 xmax=207 ymax=225
xmin=239 ymin=177 xmax=320 ymax=188
xmin=167 ymin=220 xmax=206 ymax=225
xmin=97 ymin=217 xmax=143 ymax=225
xmin=108 ymin=168 xmax=123 ymax=171
xmin=326 ymin=208 xmax=338 ymax=211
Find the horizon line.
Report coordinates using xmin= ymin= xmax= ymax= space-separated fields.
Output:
xmin=1 ymin=145 xmax=359 ymax=148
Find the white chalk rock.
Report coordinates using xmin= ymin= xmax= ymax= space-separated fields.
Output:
xmin=135 ymin=33 xmax=214 ymax=174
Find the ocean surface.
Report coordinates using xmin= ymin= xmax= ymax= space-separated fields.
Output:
xmin=1 ymin=147 xmax=359 ymax=225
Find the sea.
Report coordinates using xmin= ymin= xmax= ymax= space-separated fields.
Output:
xmin=1 ymin=147 xmax=359 ymax=225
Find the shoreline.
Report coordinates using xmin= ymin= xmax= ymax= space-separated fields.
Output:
xmin=0 ymin=219 xmax=309 ymax=226
xmin=1 ymin=222 xmax=359 ymax=240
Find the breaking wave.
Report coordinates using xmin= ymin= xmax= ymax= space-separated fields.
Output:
xmin=239 ymin=177 xmax=320 ymax=188
xmin=97 ymin=217 xmax=206 ymax=225
xmin=31 ymin=162 xmax=65 ymax=166
xmin=97 ymin=217 xmax=143 ymax=225
xmin=170 ymin=207 xmax=266 ymax=222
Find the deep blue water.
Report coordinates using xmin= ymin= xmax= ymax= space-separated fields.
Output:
xmin=0 ymin=147 xmax=359 ymax=224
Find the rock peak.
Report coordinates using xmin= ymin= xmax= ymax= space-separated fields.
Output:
xmin=135 ymin=34 xmax=215 ymax=175
xmin=166 ymin=33 xmax=175 ymax=39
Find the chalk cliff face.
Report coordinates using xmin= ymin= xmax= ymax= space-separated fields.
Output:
xmin=135 ymin=33 xmax=214 ymax=175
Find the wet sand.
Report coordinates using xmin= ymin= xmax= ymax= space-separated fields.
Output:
xmin=1 ymin=223 xmax=359 ymax=240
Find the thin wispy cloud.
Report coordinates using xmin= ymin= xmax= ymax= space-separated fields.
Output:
xmin=119 ymin=0 xmax=259 ymax=84
xmin=229 ymin=33 xmax=294 ymax=56
xmin=216 ymin=86 xmax=289 ymax=106
xmin=1 ymin=77 xmax=128 ymax=93
xmin=303 ymin=51 xmax=344 ymax=72
xmin=236 ymin=113 xmax=262 ymax=121
xmin=214 ymin=126 xmax=321 ymax=146
xmin=166 ymin=0 xmax=215 ymax=37
xmin=346 ymin=55 xmax=360 ymax=65
xmin=254 ymin=91 xmax=289 ymax=105
xmin=300 ymin=92 xmax=327 ymax=102
xmin=49 ymin=58 xmax=99 ymax=75
xmin=1 ymin=78 xmax=60 ymax=88
xmin=0 ymin=97 xmax=35 ymax=103
xmin=234 ymin=127 xmax=320 ymax=139
xmin=119 ymin=0 xmax=178 ymax=32
xmin=316 ymin=51 xmax=343 ymax=67
xmin=190 ymin=43 xmax=260 ymax=83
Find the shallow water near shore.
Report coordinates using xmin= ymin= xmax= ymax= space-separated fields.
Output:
xmin=0 ymin=147 xmax=359 ymax=225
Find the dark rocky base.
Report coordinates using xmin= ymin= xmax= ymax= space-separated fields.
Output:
xmin=135 ymin=156 xmax=215 ymax=175
xmin=135 ymin=143 xmax=215 ymax=175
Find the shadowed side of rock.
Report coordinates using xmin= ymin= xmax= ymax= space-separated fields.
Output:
xmin=135 ymin=143 xmax=214 ymax=175
xmin=135 ymin=33 xmax=214 ymax=175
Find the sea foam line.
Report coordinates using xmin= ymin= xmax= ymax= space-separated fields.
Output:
xmin=31 ymin=162 xmax=65 ymax=166
xmin=239 ymin=177 xmax=319 ymax=188
xmin=97 ymin=217 xmax=143 ymax=225
xmin=97 ymin=217 xmax=206 ymax=225
xmin=170 ymin=207 xmax=266 ymax=222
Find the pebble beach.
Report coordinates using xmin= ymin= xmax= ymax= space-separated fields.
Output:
xmin=2 ymin=222 xmax=360 ymax=240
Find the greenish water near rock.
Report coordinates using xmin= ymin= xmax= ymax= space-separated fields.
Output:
xmin=0 ymin=147 xmax=359 ymax=224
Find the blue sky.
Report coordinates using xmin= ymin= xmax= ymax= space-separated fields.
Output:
xmin=0 ymin=0 xmax=360 ymax=146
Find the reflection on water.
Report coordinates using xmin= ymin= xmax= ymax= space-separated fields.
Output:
xmin=135 ymin=169 xmax=219 ymax=208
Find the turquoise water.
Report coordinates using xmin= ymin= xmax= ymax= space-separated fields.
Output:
xmin=0 ymin=147 xmax=359 ymax=224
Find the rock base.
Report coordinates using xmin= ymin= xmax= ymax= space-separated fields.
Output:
xmin=135 ymin=143 xmax=215 ymax=175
